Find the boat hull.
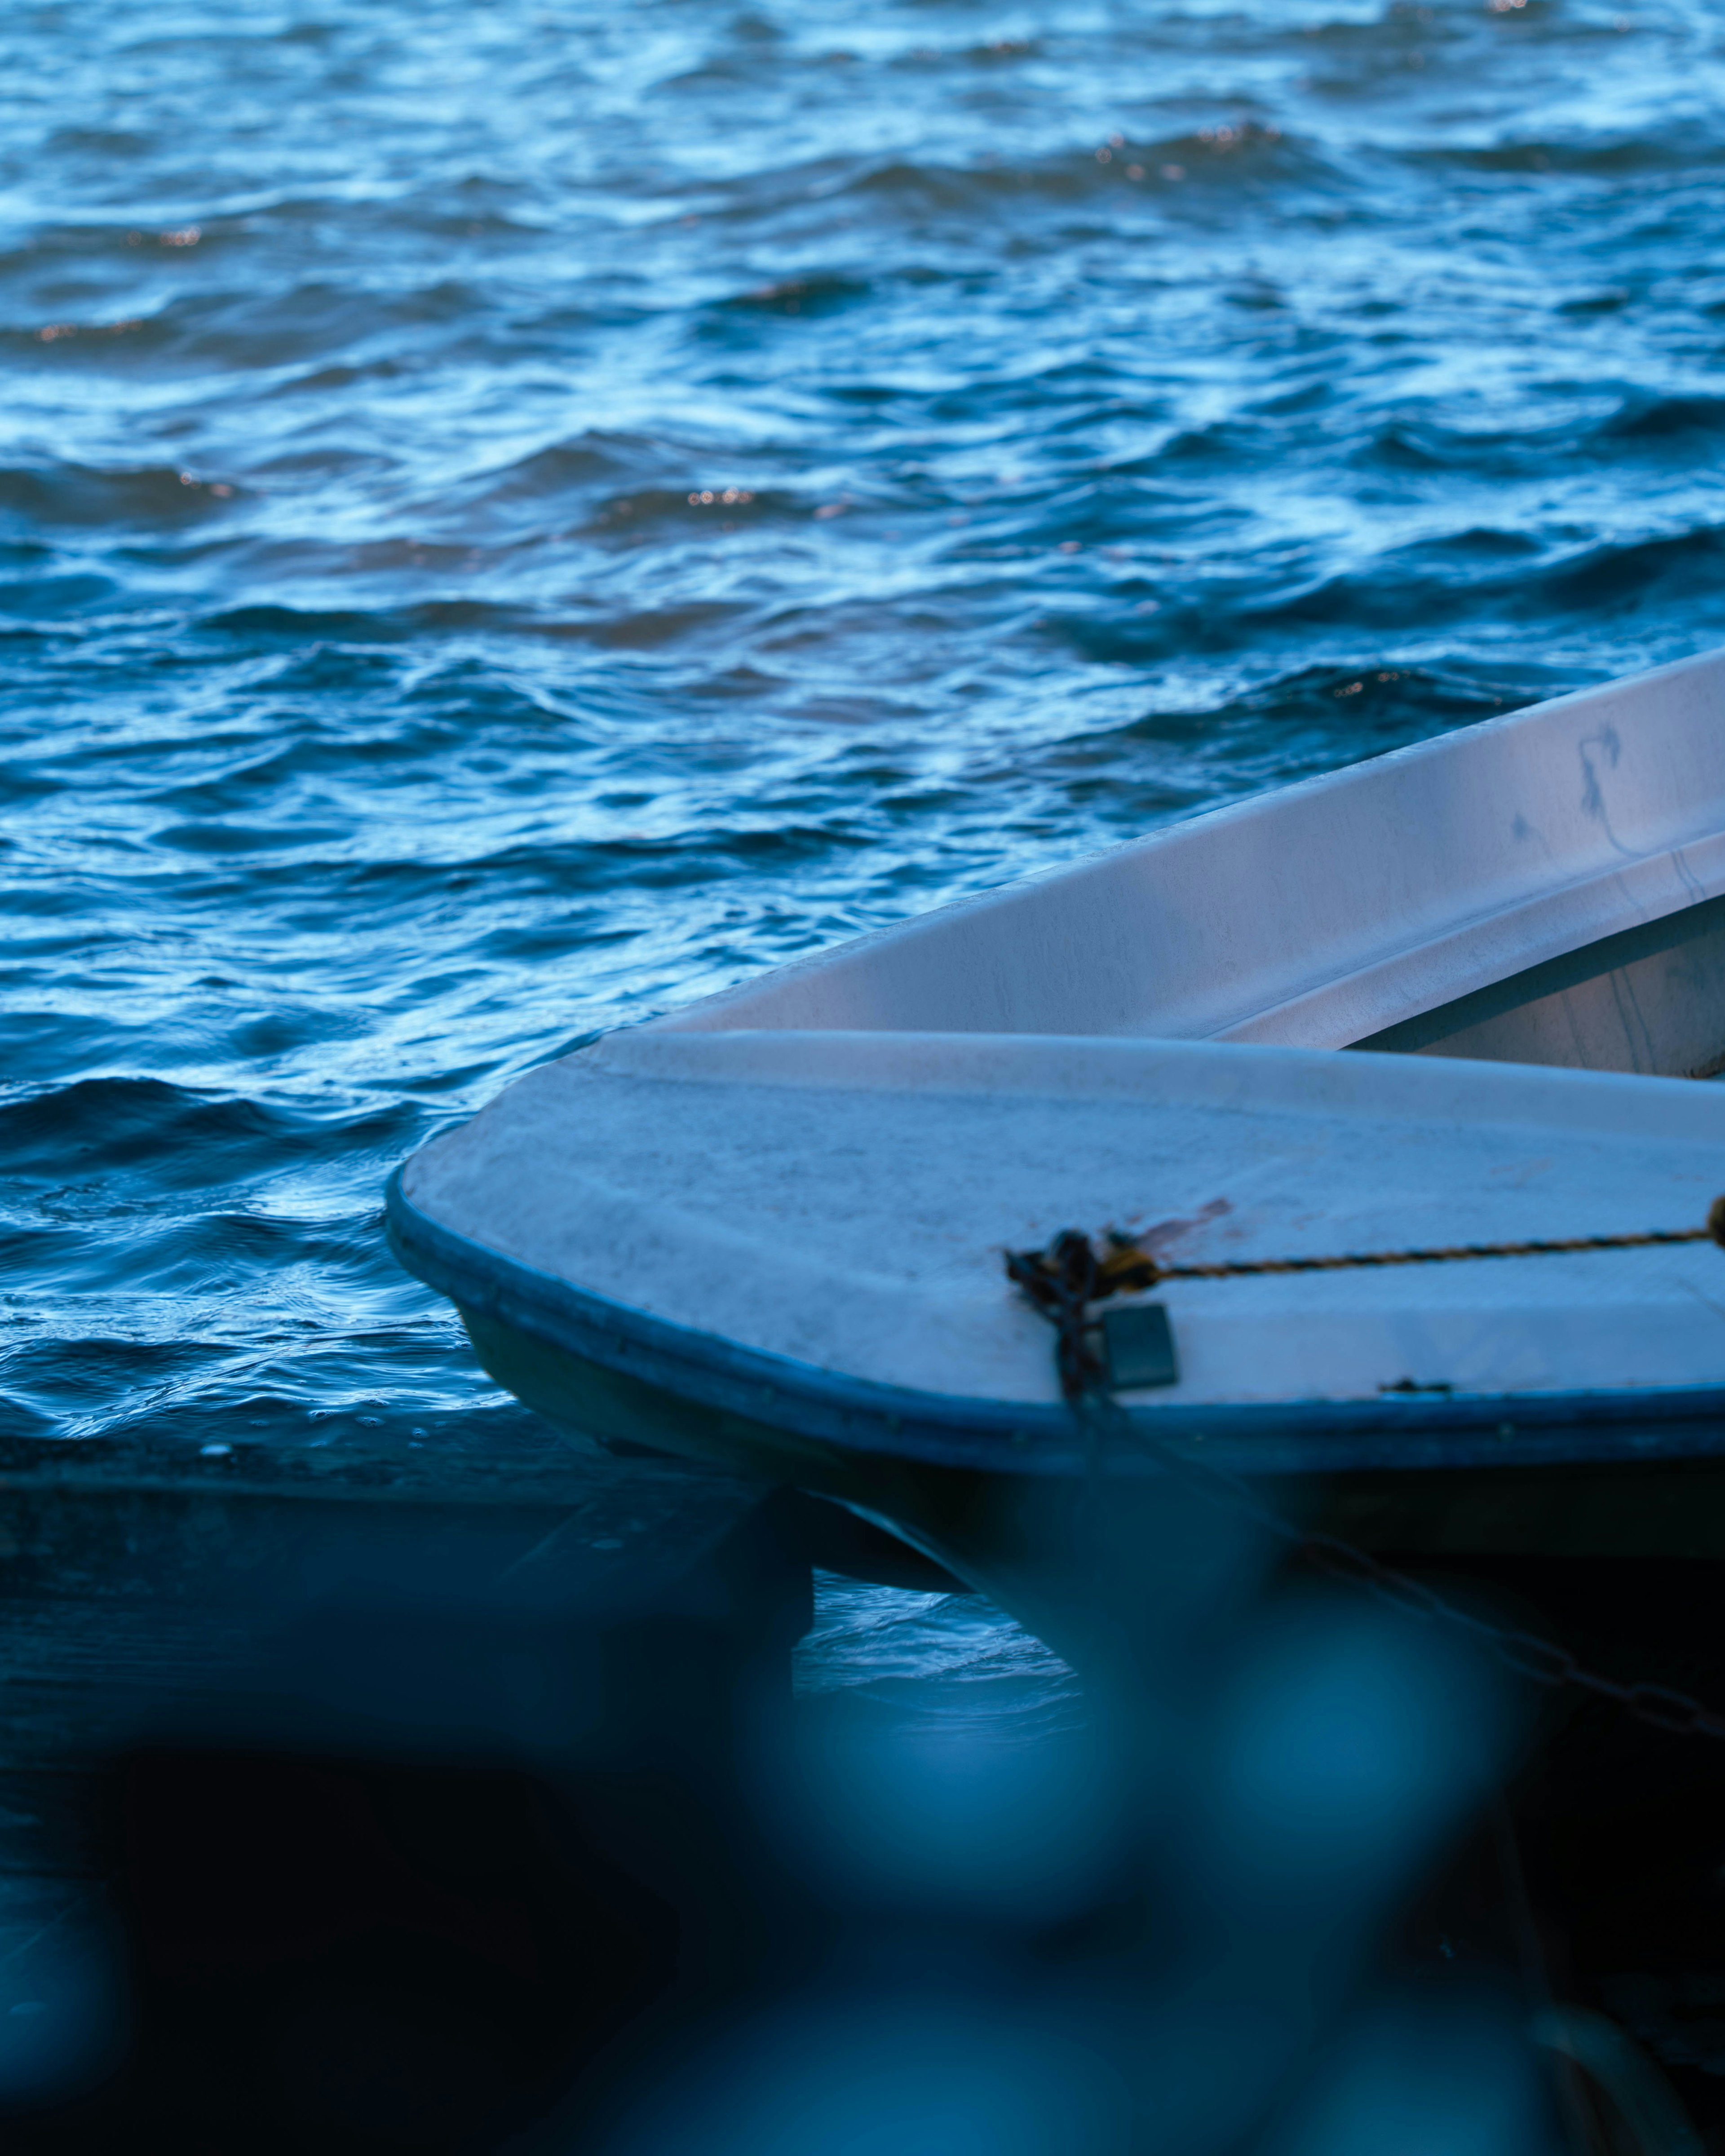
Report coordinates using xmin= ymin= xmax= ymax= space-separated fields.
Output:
xmin=380 ymin=647 xmax=1725 ymax=1678
xmin=456 ymin=1299 xmax=1725 ymax=1559
xmin=386 ymin=1168 xmax=1725 ymax=1581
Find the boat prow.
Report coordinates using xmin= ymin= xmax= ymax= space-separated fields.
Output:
xmin=388 ymin=649 xmax=1725 ymax=1584
xmin=390 ymin=1027 xmax=1725 ymax=1546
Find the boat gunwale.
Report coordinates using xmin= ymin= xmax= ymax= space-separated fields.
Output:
xmin=654 ymin=645 xmax=1725 ymax=1053
xmin=385 ymin=1169 xmax=1725 ymax=1480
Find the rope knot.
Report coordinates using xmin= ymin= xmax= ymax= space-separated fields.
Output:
xmin=1004 ymin=1230 xmax=1164 ymax=1400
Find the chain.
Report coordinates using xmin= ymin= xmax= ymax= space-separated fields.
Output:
xmin=1006 ymin=1228 xmax=1725 ymax=1743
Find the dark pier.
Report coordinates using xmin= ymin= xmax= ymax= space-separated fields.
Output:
xmin=4 ymin=1423 xmax=1725 ymax=2153
xmin=0 ymin=1421 xmax=954 ymax=2147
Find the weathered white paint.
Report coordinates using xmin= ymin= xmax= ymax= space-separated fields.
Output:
xmin=404 ymin=1029 xmax=1725 ymax=1411
xmin=657 ymin=648 xmax=1725 ymax=1076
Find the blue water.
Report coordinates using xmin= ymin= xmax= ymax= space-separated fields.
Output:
xmin=6 ymin=0 xmax=1725 ymax=1703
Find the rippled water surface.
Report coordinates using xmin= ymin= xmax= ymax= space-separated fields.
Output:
xmin=8 ymin=0 xmax=1725 ymax=1698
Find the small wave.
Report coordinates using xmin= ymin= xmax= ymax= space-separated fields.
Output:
xmin=0 ymin=460 xmax=234 ymax=529
xmin=1155 ymin=419 xmax=1268 ymax=466
xmin=719 ymin=273 xmax=871 ymax=318
xmin=1598 ymin=393 xmax=1725 ymax=443
xmin=45 ymin=125 xmax=156 ymax=156
xmin=450 ymin=432 xmax=659 ymax=512
xmin=580 ymin=599 xmax=743 ymax=652
xmin=0 ymin=1077 xmax=286 ymax=1185
xmin=0 ymin=1077 xmax=415 ymax=1191
xmin=3 ymin=314 xmax=156 ymax=355
xmin=840 ymin=128 xmax=1297 ymax=213
xmin=1113 ymin=665 xmax=1523 ymax=749
xmin=0 ymin=571 xmax=117 ymax=617
xmin=964 ymin=35 xmax=1042 ymax=64
xmin=1535 ymin=526 xmax=1725 ymax=614
xmin=1361 ymin=420 xmax=1450 ymax=473
xmin=0 ymin=1337 xmax=226 ymax=1436
xmin=151 ymin=820 xmax=349 ymax=855
xmin=200 ymin=604 xmax=420 ymax=642
xmin=1412 ymin=130 xmax=1725 ymax=181
xmin=149 ymin=275 xmax=492 ymax=371
xmin=1393 ymin=527 xmax=1543 ymax=564
xmin=582 ymin=485 xmax=777 ymax=540
xmin=207 ymin=594 xmax=773 ymax=654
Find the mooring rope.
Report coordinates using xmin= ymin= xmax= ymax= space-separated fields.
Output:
xmin=1011 ymin=1195 xmax=1725 ymax=1309
xmin=1004 ymin=1203 xmax=1725 ymax=1741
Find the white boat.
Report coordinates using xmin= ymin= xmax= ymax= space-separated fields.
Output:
xmin=388 ymin=647 xmax=1725 ymax=1585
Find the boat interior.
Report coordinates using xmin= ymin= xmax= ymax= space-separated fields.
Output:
xmin=661 ymin=649 xmax=1725 ymax=1082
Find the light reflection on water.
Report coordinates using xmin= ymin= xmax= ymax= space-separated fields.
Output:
xmin=795 ymin=1573 xmax=1083 ymax=1731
